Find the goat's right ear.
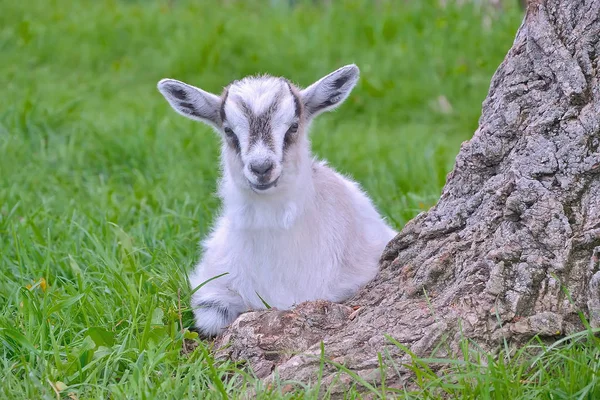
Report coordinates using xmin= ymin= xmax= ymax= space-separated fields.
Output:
xmin=157 ymin=79 xmax=221 ymax=128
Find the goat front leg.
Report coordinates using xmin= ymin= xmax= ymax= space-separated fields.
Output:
xmin=190 ymin=280 xmax=246 ymax=338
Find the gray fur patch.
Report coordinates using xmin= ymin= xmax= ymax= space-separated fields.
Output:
xmin=178 ymin=102 xmax=203 ymax=119
xmin=194 ymin=300 xmax=232 ymax=321
xmin=168 ymin=87 xmax=188 ymax=101
xmin=317 ymin=91 xmax=342 ymax=110
xmin=333 ymin=75 xmax=350 ymax=89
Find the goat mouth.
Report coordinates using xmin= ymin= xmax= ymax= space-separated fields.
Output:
xmin=249 ymin=176 xmax=280 ymax=192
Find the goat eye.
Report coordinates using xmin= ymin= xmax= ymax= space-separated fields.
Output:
xmin=284 ymin=123 xmax=298 ymax=149
xmin=223 ymin=127 xmax=240 ymax=153
xmin=224 ymin=127 xmax=236 ymax=137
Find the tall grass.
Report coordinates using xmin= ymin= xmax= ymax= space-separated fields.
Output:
xmin=3 ymin=0 xmax=596 ymax=399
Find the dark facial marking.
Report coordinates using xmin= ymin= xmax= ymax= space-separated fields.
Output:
xmin=282 ymin=81 xmax=303 ymax=154
xmin=220 ymin=87 xmax=229 ymax=124
xmin=248 ymin=108 xmax=275 ymax=150
xmin=223 ymin=126 xmax=241 ymax=154
xmin=220 ymin=89 xmax=241 ymax=153
xmin=229 ymin=136 xmax=241 ymax=153
xmin=285 ymin=80 xmax=302 ymax=119
xmin=240 ymin=91 xmax=283 ymax=151
xmin=283 ymin=122 xmax=298 ymax=152
xmin=238 ymin=101 xmax=253 ymax=120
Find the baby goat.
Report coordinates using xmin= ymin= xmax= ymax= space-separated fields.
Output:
xmin=157 ymin=65 xmax=397 ymax=337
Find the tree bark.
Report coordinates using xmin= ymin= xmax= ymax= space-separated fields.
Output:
xmin=215 ymin=0 xmax=600 ymax=392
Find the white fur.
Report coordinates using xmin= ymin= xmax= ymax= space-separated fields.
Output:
xmin=157 ymin=65 xmax=397 ymax=336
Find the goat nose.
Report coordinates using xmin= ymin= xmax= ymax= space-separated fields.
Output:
xmin=250 ymin=160 xmax=274 ymax=176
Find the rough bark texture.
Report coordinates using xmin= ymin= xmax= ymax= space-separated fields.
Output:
xmin=216 ymin=0 xmax=600 ymax=392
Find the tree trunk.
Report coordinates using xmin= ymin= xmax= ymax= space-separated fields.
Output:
xmin=215 ymin=0 xmax=600 ymax=392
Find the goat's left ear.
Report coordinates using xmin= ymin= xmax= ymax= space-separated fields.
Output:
xmin=300 ymin=64 xmax=359 ymax=118
xmin=157 ymin=79 xmax=222 ymax=128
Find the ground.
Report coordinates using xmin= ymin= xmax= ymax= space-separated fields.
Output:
xmin=1 ymin=0 xmax=598 ymax=398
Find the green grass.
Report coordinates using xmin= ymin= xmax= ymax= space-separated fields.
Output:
xmin=1 ymin=0 xmax=598 ymax=398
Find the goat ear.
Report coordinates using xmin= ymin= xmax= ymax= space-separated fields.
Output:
xmin=157 ymin=79 xmax=221 ymax=128
xmin=300 ymin=64 xmax=359 ymax=118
